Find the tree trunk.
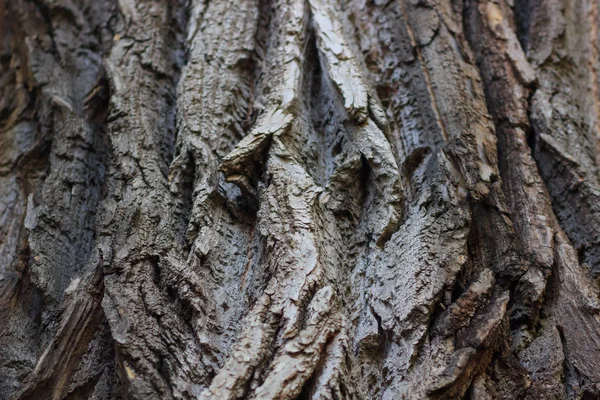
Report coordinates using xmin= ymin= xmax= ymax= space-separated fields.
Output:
xmin=2 ymin=0 xmax=600 ymax=398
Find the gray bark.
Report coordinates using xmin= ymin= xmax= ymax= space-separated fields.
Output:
xmin=1 ymin=0 xmax=600 ymax=399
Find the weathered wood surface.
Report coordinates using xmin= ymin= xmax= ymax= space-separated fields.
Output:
xmin=1 ymin=0 xmax=600 ymax=398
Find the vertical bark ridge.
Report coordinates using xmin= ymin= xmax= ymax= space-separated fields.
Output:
xmin=465 ymin=0 xmax=552 ymax=331
xmin=344 ymin=0 xmax=513 ymax=398
xmin=167 ymin=0 xmax=265 ymax=391
xmin=523 ymin=0 xmax=600 ymax=279
xmin=212 ymin=0 xmax=403 ymax=397
xmin=0 ymin=6 xmax=44 ymax=280
xmin=208 ymin=1 xmax=338 ymax=398
xmin=1 ymin=0 xmax=116 ymax=397
xmin=97 ymin=0 xmax=196 ymax=398
xmin=465 ymin=0 xmax=600 ymax=397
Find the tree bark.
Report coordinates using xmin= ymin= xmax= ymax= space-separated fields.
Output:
xmin=1 ymin=0 xmax=600 ymax=398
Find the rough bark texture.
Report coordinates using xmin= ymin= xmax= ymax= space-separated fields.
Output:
xmin=2 ymin=0 xmax=600 ymax=399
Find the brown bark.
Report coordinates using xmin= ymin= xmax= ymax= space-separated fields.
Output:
xmin=1 ymin=0 xmax=600 ymax=399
